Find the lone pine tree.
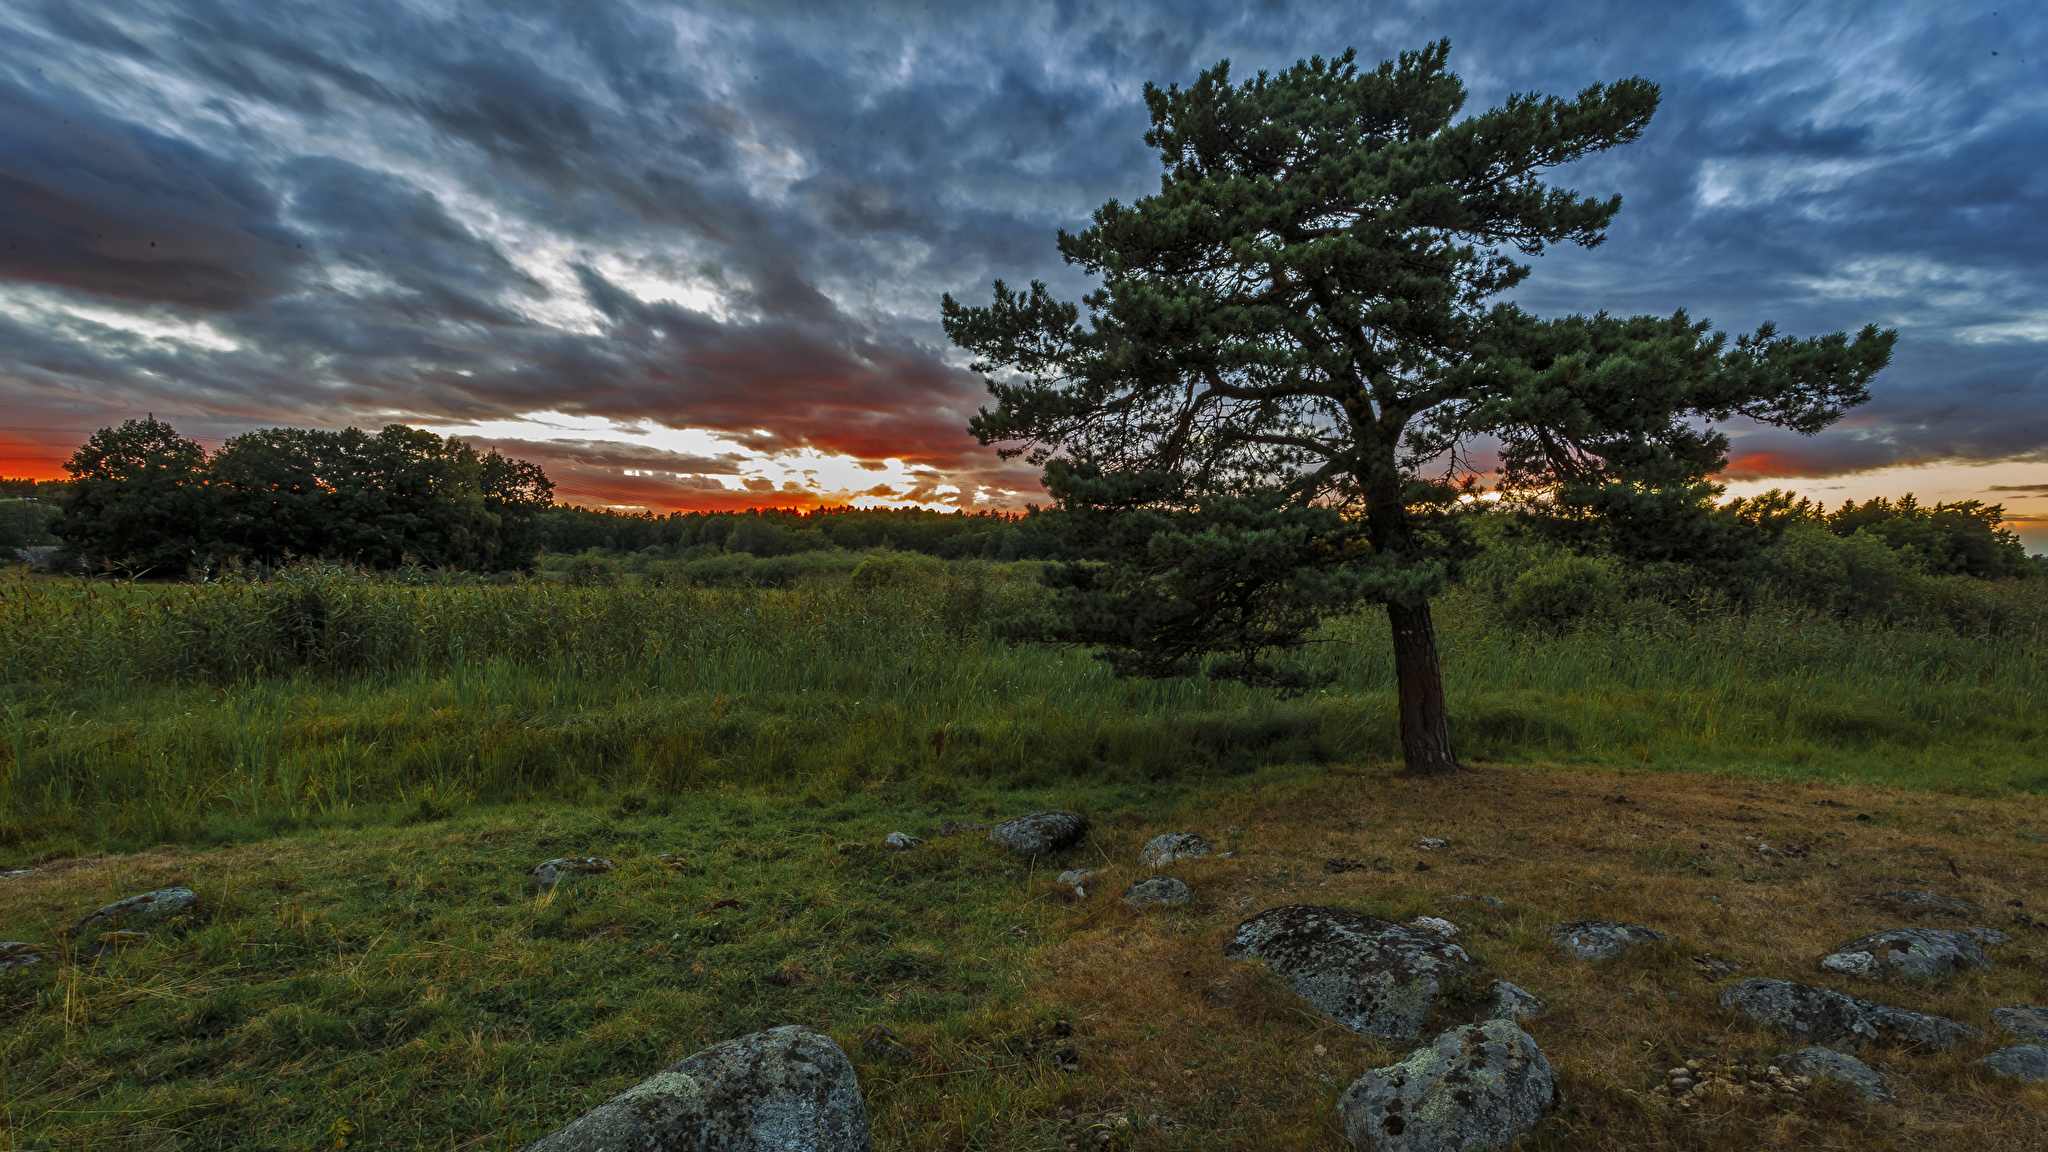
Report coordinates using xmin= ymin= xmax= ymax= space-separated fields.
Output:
xmin=942 ymin=42 xmax=1893 ymax=773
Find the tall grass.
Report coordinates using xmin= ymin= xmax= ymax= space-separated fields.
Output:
xmin=2 ymin=564 xmax=2044 ymax=853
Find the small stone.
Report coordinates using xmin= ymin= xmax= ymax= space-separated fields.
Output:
xmin=1552 ymin=920 xmax=1668 ymax=961
xmin=1408 ymin=916 xmax=1459 ymax=938
xmin=0 ymin=941 xmax=50 ymax=971
xmin=527 ymin=857 xmax=614 ymax=889
xmin=1224 ymin=905 xmax=1479 ymax=1039
xmin=1991 ymin=1006 xmax=2048 ymax=1045
xmin=1485 ymin=979 xmax=1547 ymax=1022
xmin=1137 ymin=832 xmax=1210 ymax=867
xmin=1337 ymin=1020 xmax=1557 ymax=1151
xmin=1976 ymin=1044 xmax=2048 ymax=1082
xmin=1771 ymin=1047 xmax=1889 ymax=1101
xmin=1122 ymin=876 xmax=1192 ymax=909
xmin=987 ymin=811 xmax=1089 ymax=857
xmin=1963 ymin=926 xmax=2011 ymax=948
xmin=1867 ymin=889 xmax=1970 ymax=917
xmin=68 ymin=887 xmax=197 ymax=937
xmin=882 ymin=832 xmax=922 ymax=852
xmin=835 ymin=842 xmax=864 ymax=855
xmin=1416 ymin=838 xmax=1447 ymax=851
xmin=1819 ymin=928 xmax=1993 ymax=982
xmin=1719 ymin=977 xmax=1984 ymax=1051
xmin=521 ymin=1025 xmax=870 ymax=1151
xmin=1057 ymin=869 xmax=1094 ymax=888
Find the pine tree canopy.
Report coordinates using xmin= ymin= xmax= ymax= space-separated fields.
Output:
xmin=940 ymin=41 xmax=1896 ymax=770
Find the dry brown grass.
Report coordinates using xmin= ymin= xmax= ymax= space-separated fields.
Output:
xmin=1016 ymin=765 xmax=2048 ymax=1151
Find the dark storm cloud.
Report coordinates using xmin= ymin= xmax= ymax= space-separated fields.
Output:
xmin=0 ymin=0 xmax=2043 ymax=503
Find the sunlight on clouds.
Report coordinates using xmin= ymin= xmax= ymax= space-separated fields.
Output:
xmin=0 ymin=286 xmax=241 ymax=352
xmin=1723 ymin=458 xmax=2048 ymax=551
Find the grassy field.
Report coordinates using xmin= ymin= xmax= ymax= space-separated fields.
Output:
xmin=2 ymin=766 xmax=2045 ymax=1150
xmin=1 ymin=564 xmax=2044 ymax=860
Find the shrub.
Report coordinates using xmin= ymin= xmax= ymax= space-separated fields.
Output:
xmin=1503 ymin=555 xmax=1621 ymax=628
xmin=850 ymin=550 xmax=946 ymax=589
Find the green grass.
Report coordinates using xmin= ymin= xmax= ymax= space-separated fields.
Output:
xmin=1 ymin=564 xmax=2045 ymax=859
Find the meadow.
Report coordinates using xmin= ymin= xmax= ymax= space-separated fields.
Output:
xmin=1 ymin=560 xmax=2044 ymax=859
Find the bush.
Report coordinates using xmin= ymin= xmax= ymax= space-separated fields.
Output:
xmin=850 ymin=550 xmax=946 ymax=589
xmin=1503 ymin=555 xmax=1622 ymax=628
xmin=561 ymin=551 xmax=622 ymax=587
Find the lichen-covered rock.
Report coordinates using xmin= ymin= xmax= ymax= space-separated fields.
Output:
xmin=68 ymin=887 xmax=196 ymax=937
xmin=1819 ymin=928 xmax=1993 ymax=982
xmin=0 ymin=942 xmax=49 ymax=971
xmin=1223 ymin=905 xmax=1479 ymax=1039
xmin=1551 ymin=921 xmax=1667 ymax=961
xmin=1771 ymin=1047 xmax=1889 ymax=1101
xmin=1718 ymin=977 xmax=1984 ymax=1051
xmin=528 ymin=858 xmax=614 ymax=890
xmin=1337 ymin=1019 xmax=1556 ymax=1151
xmin=1484 ymin=980 xmax=1546 ymax=1023
xmin=987 ymin=811 xmax=1088 ymax=857
xmin=1868 ymin=889 xmax=1970 ymax=917
xmin=1122 ymin=876 xmax=1192 ymax=909
xmin=1137 ymin=832 xmax=1210 ymax=867
xmin=1409 ymin=916 xmax=1459 ymax=938
xmin=1992 ymin=1005 xmax=2048 ymax=1044
xmin=520 ymin=1025 xmax=870 ymax=1151
xmin=1964 ymin=926 xmax=2011 ymax=948
xmin=881 ymin=833 xmax=921 ymax=852
xmin=1976 ymin=1044 xmax=2048 ymax=1082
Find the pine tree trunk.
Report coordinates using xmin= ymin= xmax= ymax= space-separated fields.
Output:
xmin=1387 ymin=599 xmax=1459 ymax=773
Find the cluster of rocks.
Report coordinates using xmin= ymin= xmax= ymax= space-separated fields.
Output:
xmin=1649 ymin=1058 xmax=1818 ymax=1108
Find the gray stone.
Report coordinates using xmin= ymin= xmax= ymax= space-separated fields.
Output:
xmin=528 ymin=858 xmax=614 ymax=890
xmin=1963 ymin=926 xmax=2011 ymax=948
xmin=1484 ymin=980 xmax=1547 ymax=1023
xmin=1122 ymin=876 xmax=1192 ymax=909
xmin=1552 ymin=920 xmax=1668 ymax=961
xmin=1337 ymin=1019 xmax=1557 ymax=1152
xmin=1771 ymin=1047 xmax=1889 ymax=1101
xmin=1718 ymin=977 xmax=1985 ymax=1051
xmin=521 ymin=1025 xmax=870 ymax=1152
xmin=986 ymin=810 xmax=1089 ymax=857
xmin=1992 ymin=1006 xmax=2048 ymax=1044
xmin=68 ymin=887 xmax=196 ymax=937
xmin=1137 ymin=832 xmax=1210 ymax=867
xmin=0 ymin=942 xmax=49 ymax=971
xmin=1408 ymin=916 xmax=1459 ymax=938
xmin=1868 ymin=890 xmax=1970 ymax=917
xmin=1223 ymin=904 xmax=1479 ymax=1040
xmin=1056 ymin=868 xmax=1093 ymax=887
xmin=1976 ymin=1045 xmax=2048 ymax=1082
xmin=881 ymin=833 xmax=921 ymax=852
xmin=1819 ymin=928 xmax=1993 ymax=982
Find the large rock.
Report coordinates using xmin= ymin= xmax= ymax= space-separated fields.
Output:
xmin=986 ymin=811 xmax=1089 ymax=857
xmin=1992 ymin=1005 xmax=2048 ymax=1044
xmin=1771 ymin=1047 xmax=1889 ymax=1101
xmin=1122 ymin=876 xmax=1192 ymax=909
xmin=1819 ymin=928 xmax=1993 ymax=981
xmin=1337 ymin=1020 xmax=1556 ymax=1151
xmin=1137 ymin=832 xmax=1210 ymax=867
xmin=520 ymin=1025 xmax=870 ymax=1151
xmin=1223 ymin=905 xmax=1479 ymax=1039
xmin=68 ymin=887 xmax=197 ymax=937
xmin=528 ymin=858 xmax=614 ymax=890
xmin=1976 ymin=1045 xmax=2048 ymax=1082
xmin=1551 ymin=921 xmax=1667 ymax=961
xmin=1718 ymin=977 xmax=1984 ymax=1051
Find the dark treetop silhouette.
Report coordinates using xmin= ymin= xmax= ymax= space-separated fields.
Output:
xmin=942 ymin=42 xmax=1894 ymax=773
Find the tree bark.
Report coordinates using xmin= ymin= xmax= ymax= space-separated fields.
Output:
xmin=1387 ymin=599 xmax=1459 ymax=773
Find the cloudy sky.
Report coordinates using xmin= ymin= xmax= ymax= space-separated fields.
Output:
xmin=2 ymin=1 xmax=2044 ymax=542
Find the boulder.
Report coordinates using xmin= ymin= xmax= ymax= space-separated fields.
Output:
xmin=1819 ymin=928 xmax=1993 ymax=982
xmin=68 ymin=887 xmax=197 ymax=937
xmin=1336 ymin=1019 xmax=1556 ymax=1152
xmin=1552 ymin=921 xmax=1667 ymax=961
xmin=1976 ymin=1045 xmax=2048 ymax=1082
xmin=1122 ymin=876 xmax=1192 ymax=909
xmin=528 ymin=858 xmax=614 ymax=890
xmin=1867 ymin=890 xmax=1970 ymax=917
xmin=1771 ymin=1047 xmax=1889 ymax=1101
xmin=1484 ymin=980 xmax=1547 ymax=1023
xmin=520 ymin=1025 xmax=870 ymax=1152
xmin=987 ymin=811 xmax=1088 ymax=857
xmin=1718 ymin=977 xmax=1984 ymax=1051
xmin=1223 ymin=905 xmax=1479 ymax=1039
xmin=881 ymin=833 xmax=921 ymax=852
xmin=1137 ymin=832 xmax=1210 ymax=867
xmin=1991 ymin=1005 xmax=2048 ymax=1045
